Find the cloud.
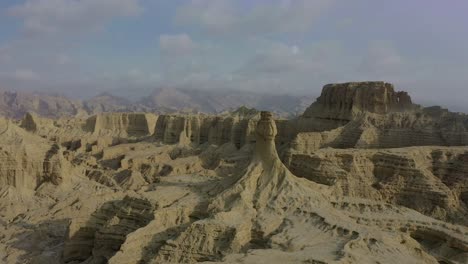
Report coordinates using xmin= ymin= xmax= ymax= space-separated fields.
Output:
xmin=154 ymin=40 xmax=348 ymax=95
xmin=14 ymin=69 xmax=40 ymax=81
xmin=55 ymin=54 xmax=72 ymax=65
xmin=0 ymin=46 xmax=12 ymax=63
xmin=176 ymin=0 xmax=334 ymax=36
xmin=159 ymin=33 xmax=196 ymax=56
xmin=8 ymin=0 xmax=143 ymax=35
xmin=360 ymin=41 xmax=404 ymax=76
xmin=236 ymin=43 xmax=306 ymax=75
xmin=0 ymin=69 xmax=40 ymax=82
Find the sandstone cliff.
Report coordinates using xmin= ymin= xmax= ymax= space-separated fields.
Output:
xmin=290 ymin=82 xmax=468 ymax=149
xmin=123 ymin=112 xmax=466 ymax=263
xmin=0 ymin=117 xmax=69 ymax=190
xmin=1 ymin=82 xmax=467 ymax=263
xmin=153 ymin=114 xmax=259 ymax=148
xmin=285 ymin=146 xmax=468 ymax=225
xmin=303 ymin=81 xmax=415 ymax=120
xmin=85 ymin=112 xmax=158 ymax=137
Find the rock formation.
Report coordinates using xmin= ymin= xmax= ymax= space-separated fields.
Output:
xmin=0 ymin=117 xmax=69 ymax=191
xmin=303 ymin=81 xmax=415 ymax=120
xmin=145 ymin=111 xmax=467 ymax=263
xmin=290 ymin=82 xmax=468 ymax=149
xmin=85 ymin=112 xmax=158 ymax=137
xmin=0 ymin=82 xmax=467 ymax=263
xmin=286 ymin=147 xmax=468 ymax=225
xmin=153 ymin=114 xmax=258 ymax=148
xmin=63 ymin=196 xmax=154 ymax=263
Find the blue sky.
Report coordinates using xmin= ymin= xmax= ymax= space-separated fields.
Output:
xmin=0 ymin=0 xmax=467 ymax=110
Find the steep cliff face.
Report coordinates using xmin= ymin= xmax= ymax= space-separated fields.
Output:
xmin=85 ymin=113 xmax=158 ymax=137
xmin=303 ymin=81 xmax=415 ymax=120
xmin=140 ymin=112 xmax=468 ymax=264
xmin=291 ymin=82 xmax=468 ymax=149
xmin=0 ymin=117 xmax=69 ymax=190
xmin=1 ymin=108 xmax=468 ymax=263
xmin=286 ymin=147 xmax=468 ymax=225
xmin=153 ymin=114 xmax=259 ymax=148
xmin=17 ymin=82 xmax=468 ymax=152
xmin=288 ymin=110 xmax=468 ymax=150
xmin=63 ymin=196 xmax=154 ymax=263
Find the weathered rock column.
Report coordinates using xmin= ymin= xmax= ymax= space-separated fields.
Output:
xmin=254 ymin=111 xmax=281 ymax=168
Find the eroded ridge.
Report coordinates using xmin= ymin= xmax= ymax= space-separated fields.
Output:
xmin=0 ymin=83 xmax=467 ymax=264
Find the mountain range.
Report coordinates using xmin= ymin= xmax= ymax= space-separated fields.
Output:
xmin=0 ymin=87 xmax=313 ymax=119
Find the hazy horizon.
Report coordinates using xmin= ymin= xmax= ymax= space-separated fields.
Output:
xmin=1 ymin=0 xmax=468 ymax=112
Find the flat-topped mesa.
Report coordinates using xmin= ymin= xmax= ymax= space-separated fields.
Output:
xmin=303 ymin=82 xmax=416 ymax=121
xmin=85 ymin=112 xmax=158 ymax=137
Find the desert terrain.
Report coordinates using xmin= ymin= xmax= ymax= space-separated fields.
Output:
xmin=0 ymin=82 xmax=467 ymax=264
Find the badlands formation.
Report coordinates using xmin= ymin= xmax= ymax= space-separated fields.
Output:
xmin=0 ymin=81 xmax=467 ymax=264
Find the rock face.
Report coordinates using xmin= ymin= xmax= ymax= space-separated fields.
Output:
xmin=1 ymin=82 xmax=468 ymax=264
xmin=153 ymin=114 xmax=258 ymax=148
xmin=286 ymin=147 xmax=468 ymax=225
xmin=85 ymin=113 xmax=158 ymax=137
xmin=292 ymin=82 xmax=468 ymax=149
xmin=145 ymin=111 xmax=467 ymax=263
xmin=303 ymin=81 xmax=415 ymax=120
xmin=63 ymin=196 xmax=154 ymax=263
xmin=0 ymin=117 xmax=69 ymax=190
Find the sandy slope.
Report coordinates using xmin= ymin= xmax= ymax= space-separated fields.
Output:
xmin=3 ymin=79 xmax=468 ymax=263
xmin=0 ymin=112 xmax=466 ymax=263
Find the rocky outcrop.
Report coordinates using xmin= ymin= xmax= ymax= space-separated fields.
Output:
xmin=286 ymin=82 xmax=468 ymax=149
xmin=303 ymin=81 xmax=416 ymax=120
xmin=63 ymin=196 xmax=154 ymax=263
xmin=146 ymin=112 xmax=468 ymax=263
xmin=1 ymin=105 xmax=468 ymax=264
xmin=287 ymin=109 xmax=468 ymax=150
xmin=286 ymin=147 xmax=468 ymax=225
xmin=0 ymin=117 xmax=69 ymax=190
xmin=19 ymin=112 xmax=55 ymax=133
xmin=153 ymin=114 xmax=259 ymax=148
xmin=85 ymin=113 xmax=158 ymax=137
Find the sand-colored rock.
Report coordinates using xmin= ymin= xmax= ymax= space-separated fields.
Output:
xmin=153 ymin=113 xmax=259 ymax=148
xmin=85 ymin=112 xmax=158 ymax=137
xmin=146 ymin=111 xmax=467 ymax=263
xmin=0 ymin=82 xmax=468 ymax=264
xmin=286 ymin=146 xmax=468 ymax=225
xmin=0 ymin=117 xmax=70 ymax=190
xmin=303 ymin=81 xmax=415 ymax=120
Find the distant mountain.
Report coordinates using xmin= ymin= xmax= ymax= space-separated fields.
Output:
xmin=139 ymin=87 xmax=313 ymax=117
xmin=0 ymin=87 xmax=314 ymax=119
xmin=83 ymin=92 xmax=134 ymax=114
xmin=0 ymin=89 xmax=81 ymax=119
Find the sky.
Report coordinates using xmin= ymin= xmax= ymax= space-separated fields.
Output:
xmin=0 ymin=0 xmax=467 ymax=110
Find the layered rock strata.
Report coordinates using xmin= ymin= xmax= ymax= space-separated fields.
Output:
xmin=302 ymin=81 xmax=415 ymax=120
xmin=0 ymin=117 xmax=69 ymax=190
xmin=286 ymin=146 xmax=468 ymax=225
xmin=85 ymin=113 xmax=158 ymax=137
xmin=144 ymin=112 xmax=468 ymax=263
